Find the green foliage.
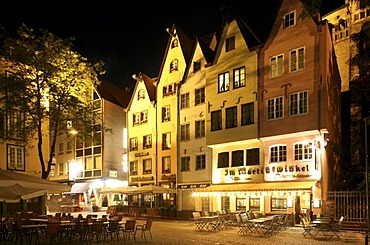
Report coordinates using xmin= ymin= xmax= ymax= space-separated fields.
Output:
xmin=0 ymin=24 xmax=104 ymax=179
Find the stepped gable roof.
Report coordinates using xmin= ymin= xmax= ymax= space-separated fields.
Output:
xmin=96 ymin=80 xmax=131 ymax=108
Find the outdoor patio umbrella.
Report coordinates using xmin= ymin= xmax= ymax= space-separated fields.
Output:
xmin=0 ymin=169 xmax=70 ymax=203
xmin=99 ymin=186 xmax=135 ymax=194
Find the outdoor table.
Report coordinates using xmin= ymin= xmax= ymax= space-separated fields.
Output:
xmin=30 ymin=218 xmax=49 ymax=223
xmin=201 ymin=216 xmax=220 ymax=231
xmin=247 ymin=215 xmax=277 ymax=237
xmin=311 ymin=219 xmax=334 ymax=239
xmin=20 ymin=224 xmax=46 ymax=245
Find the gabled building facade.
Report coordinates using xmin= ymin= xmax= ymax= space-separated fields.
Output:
xmin=176 ymin=33 xmax=217 ymax=216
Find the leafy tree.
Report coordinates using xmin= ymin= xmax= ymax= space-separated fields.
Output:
xmin=0 ymin=24 xmax=104 ymax=179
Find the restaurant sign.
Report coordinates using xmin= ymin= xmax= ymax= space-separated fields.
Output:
xmin=178 ymin=184 xmax=210 ymax=189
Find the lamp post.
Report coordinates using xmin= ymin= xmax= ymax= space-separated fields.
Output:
xmin=364 ymin=116 xmax=370 ymax=244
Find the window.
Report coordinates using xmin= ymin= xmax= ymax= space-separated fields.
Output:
xmin=226 ymin=36 xmax=235 ymax=52
xmin=0 ymin=110 xmax=4 ymax=138
xmin=170 ymin=59 xmax=178 ymax=72
xmin=162 ymin=156 xmax=171 ymax=173
xmin=231 ymin=150 xmax=244 ymax=167
xmin=180 ymin=156 xmax=190 ymax=172
xmin=246 ymin=148 xmax=260 ymax=166
xmin=58 ymin=163 xmax=64 ymax=176
xmin=196 ymin=154 xmax=206 ymax=170
xmin=236 ymin=198 xmax=246 ymax=211
xmin=218 ymin=152 xmax=229 ymax=168
xmin=250 ymin=198 xmax=260 ymax=211
xmin=195 ymin=87 xmax=205 ymax=105
xmin=270 ymin=54 xmax=283 ymax=78
xmin=58 ymin=142 xmax=64 ymax=155
xmin=195 ymin=120 xmax=205 ymax=138
xmin=290 ymin=47 xmax=304 ymax=72
xmin=193 ymin=60 xmax=201 ymax=73
xmin=226 ymin=107 xmax=237 ymax=128
xmin=233 ymin=67 xmax=245 ymax=89
xmin=241 ymin=103 xmax=254 ymax=125
xmin=133 ymin=111 xmax=148 ymax=125
xmin=334 ymin=19 xmax=349 ymax=42
xmin=218 ymin=72 xmax=230 ymax=92
xmin=66 ymin=140 xmax=72 ymax=154
xmin=129 ymin=161 xmax=138 ymax=175
xmin=211 ymin=110 xmax=222 ymax=131
xmin=171 ymin=39 xmax=178 ymax=48
xmin=289 ymin=91 xmax=308 ymax=116
xmin=163 ymin=83 xmax=177 ymax=97
xmin=180 ymin=124 xmax=190 ymax=141
xmin=138 ymin=89 xmax=145 ymax=100
xmin=180 ymin=93 xmax=189 ymax=109
xmin=221 ymin=196 xmax=230 ymax=212
xmin=294 ymin=142 xmax=313 ymax=161
xmin=143 ymin=135 xmax=152 ymax=149
xmin=7 ymin=144 xmax=25 ymax=170
xmin=162 ymin=133 xmax=171 ymax=150
xmin=270 ymin=145 xmax=287 ymax=163
xmin=7 ymin=109 xmax=24 ymax=139
xmin=283 ymin=11 xmax=295 ymax=28
xmin=267 ymin=96 xmax=283 ymax=120
xmin=129 ymin=138 xmax=138 ymax=151
xmin=143 ymin=159 xmax=152 ymax=174
xmin=271 ymin=198 xmax=287 ymax=211
xmin=162 ymin=106 xmax=170 ymax=122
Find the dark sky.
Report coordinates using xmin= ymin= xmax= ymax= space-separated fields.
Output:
xmin=0 ymin=1 xmax=342 ymax=89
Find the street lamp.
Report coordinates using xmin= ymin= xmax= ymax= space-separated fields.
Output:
xmin=364 ymin=116 xmax=370 ymax=242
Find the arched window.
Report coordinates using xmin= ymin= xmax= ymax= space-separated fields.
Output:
xmin=170 ymin=59 xmax=178 ymax=73
xmin=138 ymin=89 xmax=145 ymax=100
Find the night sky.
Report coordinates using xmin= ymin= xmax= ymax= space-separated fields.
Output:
xmin=0 ymin=0 xmax=342 ymax=89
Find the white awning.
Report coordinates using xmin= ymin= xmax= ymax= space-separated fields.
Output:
xmin=63 ymin=182 xmax=90 ymax=194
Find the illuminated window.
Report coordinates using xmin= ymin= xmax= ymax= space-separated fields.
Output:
xmin=130 ymin=161 xmax=138 ymax=175
xmin=236 ymin=198 xmax=246 ymax=211
xmin=233 ymin=67 xmax=245 ymax=89
xmin=143 ymin=135 xmax=152 ymax=149
xmin=221 ymin=196 xmax=230 ymax=211
xmin=138 ymin=89 xmax=145 ymax=100
xmin=218 ymin=72 xmax=230 ymax=92
xmin=170 ymin=59 xmax=178 ymax=72
xmin=162 ymin=156 xmax=171 ymax=173
xmin=162 ymin=106 xmax=170 ymax=122
xmin=250 ymin=198 xmax=260 ymax=211
xmin=58 ymin=163 xmax=64 ymax=176
xmin=271 ymin=197 xmax=287 ymax=211
xmin=129 ymin=138 xmax=138 ymax=151
xmin=162 ymin=133 xmax=171 ymax=150
xmin=143 ymin=159 xmax=152 ymax=174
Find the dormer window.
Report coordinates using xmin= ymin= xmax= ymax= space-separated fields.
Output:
xmin=225 ymin=36 xmax=235 ymax=52
xmin=138 ymin=89 xmax=145 ymax=100
xmin=283 ymin=11 xmax=295 ymax=29
xmin=170 ymin=59 xmax=178 ymax=73
xmin=171 ymin=39 xmax=178 ymax=48
xmin=193 ymin=60 xmax=201 ymax=73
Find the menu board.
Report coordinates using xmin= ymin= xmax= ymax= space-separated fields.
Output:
xmin=322 ymin=200 xmax=335 ymax=218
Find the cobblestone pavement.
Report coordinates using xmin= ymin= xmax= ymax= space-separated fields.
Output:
xmin=49 ymin=211 xmax=366 ymax=245
xmin=115 ymin=219 xmax=365 ymax=245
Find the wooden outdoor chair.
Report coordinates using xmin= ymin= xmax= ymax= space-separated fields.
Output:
xmin=192 ymin=212 xmax=207 ymax=231
xmin=299 ymin=214 xmax=315 ymax=238
xmin=104 ymin=220 xmax=120 ymax=242
xmin=135 ymin=219 xmax=153 ymax=241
